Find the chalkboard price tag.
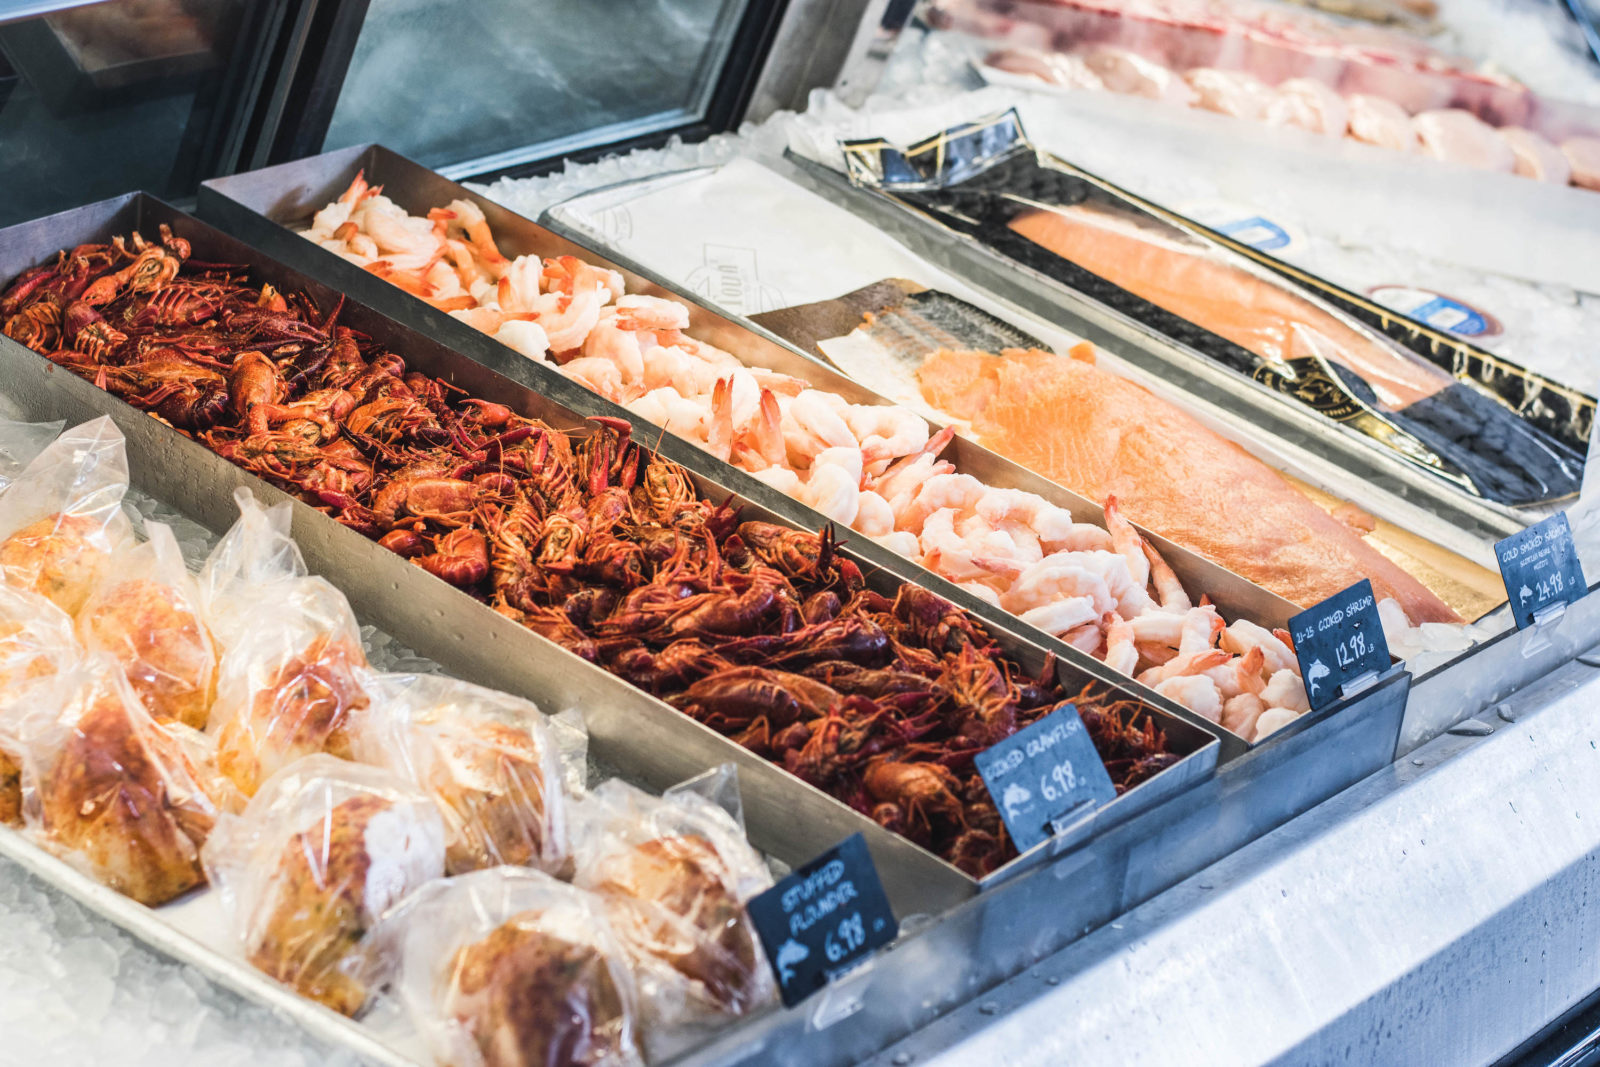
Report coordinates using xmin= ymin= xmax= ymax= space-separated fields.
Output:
xmin=974 ymin=703 xmax=1117 ymax=855
xmin=1288 ymin=579 xmax=1390 ymax=713
xmin=1495 ymin=513 xmax=1587 ymax=630
xmin=746 ymin=833 xmax=898 ymax=1007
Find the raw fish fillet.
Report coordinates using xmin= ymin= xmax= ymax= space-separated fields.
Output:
xmin=1562 ymin=136 xmax=1600 ymax=191
xmin=917 ymin=347 xmax=1460 ymax=623
xmin=987 ymin=48 xmax=1106 ymax=90
xmin=1264 ymin=77 xmax=1349 ymax=136
xmin=1413 ymin=110 xmax=1515 ymax=172
xmin=1184 ymin=68 xmax=1274 ymax=119
xmin=1498 ymin=128 xmax=1570 ymax=184
xmin=1345 ymin=94 xmax=1418 ymax=151
xmin=1007 ymin=206 xmax=1453 ymax=409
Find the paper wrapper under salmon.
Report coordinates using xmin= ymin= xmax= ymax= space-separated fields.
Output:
xmin=392 ymin=867 xmax=643 ymax=1067
xmin=571 ymin=777 xmax=774 ymax=1056
xmin=202 ymin=754 xmax=446 ymax=1016
xmin=839 ymin=119 xmax=1589 ymax=507
xmin=349 ymin=671 xmax=573 ymax=877
xmin=920 ymin=347 xmax=1460 ymax=623
xmin=0 ymin=416 xmax=133 ymax=614
xmin=22 ymin=656 xmax=222 ymax=905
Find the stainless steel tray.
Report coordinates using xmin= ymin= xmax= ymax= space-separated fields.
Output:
xmin=777 ymin=148 xmax=1530 ymax=549
xmin=197 ymin=142 xmax=1355 ymax=764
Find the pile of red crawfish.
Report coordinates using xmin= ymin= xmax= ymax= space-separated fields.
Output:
xmin=0 ymin=229 xmax=1180 ymax=876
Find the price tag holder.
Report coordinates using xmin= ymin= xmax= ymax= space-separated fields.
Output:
xmin=1288 ymin=579 xmax=1390 ymax=713
xmin=974 ymin=703 xmax=1117 ymax=855
xmin=1495 ymin=513 xmax=1588 ymax=630
xmin=746 ymin=833 xmax=899 ymax=1008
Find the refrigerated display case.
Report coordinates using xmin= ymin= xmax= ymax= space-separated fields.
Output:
xmin=3 ymin=0 xmax=1600 ymax=1064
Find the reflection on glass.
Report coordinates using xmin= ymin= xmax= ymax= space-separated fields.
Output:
xmin=0 ymin=0 xmax=250 ymax=227
xmin=323 ymin=0 xmax=750 ymax=175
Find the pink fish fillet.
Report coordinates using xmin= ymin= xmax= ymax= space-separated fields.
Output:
xmin=1413 ymin=110 xmax=1515 ymax=172
xmin=1264 ymin=78 xmax=1349 ymax=137
xmin=987 ymin=48 xmax=1107 ymax=91
xmin=1498 ymin=128 xmax=1571 ymax=184
xmin=1184 ymin=68 xmax=1274 ymax=120
xmin=1345 ymin=95 xmax=1418 ymax=152
xmin=1561 ymin=136 xmax=1600 ymax=191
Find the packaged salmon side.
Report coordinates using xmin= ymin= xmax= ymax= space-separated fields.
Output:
xmin=838 ymin=110 xmax=1593 ymax=511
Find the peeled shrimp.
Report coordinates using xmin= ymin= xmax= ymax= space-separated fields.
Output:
xmin=748 ymin=466 xmax=801 ymax=495
xmin=1157 ymin=675 xmax=1223 ymax=722
xmin=798 ymin=463 xmax=861 ymax=527
xmin=1103 ymin=613 xmax=1138 ymax=676
xmin=920 ymin=508 xmax=1015 ymax=582
xmin=1221 ymin=693 xmax=1266 ymax=738
xmin=562 ymin=356 xmax=624 ymax=399
xmin=493 ymin=320 xmax=550 ymax=362
xmin=784 ymin=390 xmax=857 ymax=466
xmin=1103 ymin=496 xmax=1151 ymax=591
xmin=855 ymin=491 xmax=896 ymax=538
xmin=843 ymin=405 xmax=929 ymax=467
xmin=1221 ymin=620 xmax=1299 ymax=677
xmin=896 ymin=474 xmax=988 ymax=532
xmin=1017 ymin=596 xmax=1100 ymax=637
xmin=1253 ymin=707 xmax=1301 ymax=740
xmin=999 ymin=559 xmax=1117 ymax=617
xmin=1260 ymin=670 xmax=1310 ymax=713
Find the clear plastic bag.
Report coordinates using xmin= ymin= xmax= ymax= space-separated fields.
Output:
xmin=0 ymin=583 xmax=82 ymax=826
xmin=0 ymin=418 xmax=65 ymax=492
xmin=202 ymin=753 xmax=446 ymax=1017
xmin=350 ymin=671 xmax=574 ymax=877
xmin=77 ymin=521 xmax=217 ymax=730
xmin=202 ymin=491 xmax=371 ymax=796
xmin=390 ymin=866 xmax=643 ymax=1067
xmin=570 ymin=770 xmax=775 ymax=1052
xmin=20 ymin=654 xmax=219 ymax=905
xmin=0 ymin=416 xmax=133 ymax=614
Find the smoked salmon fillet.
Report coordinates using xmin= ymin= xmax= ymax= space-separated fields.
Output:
xmin=1007 ymin=207 xmax=1455 ymax=410
xmin=918 ymin=347 xmax=1461 ymax=623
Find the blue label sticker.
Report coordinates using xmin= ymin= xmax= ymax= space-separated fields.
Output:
xmin=746 ymin=833 xmax=898 ymax=1008
xmin=1495 ymin=513 xmax=1588 ymax=630
xmin=1216 ymin=215 xmax=1292 ymax=252
xmin=1288 ymin=579 xmax=1391 ymax=713
xmin=1368 ymin=285 xmax=1501 ymax=338
xmin=974 ymin=703 xmax=1116 ymax=854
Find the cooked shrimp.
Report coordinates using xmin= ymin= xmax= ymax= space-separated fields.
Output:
xmin=359 ymin=204 xmax=441 ymax=259
xmin=798 ymin=463 xmax=861 ymax=527
xmin=1103 ymin=495 xmax=1150 ymax=591
xmin=1017 ymin=596 xmax=1100 ymax=637
xmin=854 ymin=491 xmax=896 ymax=538
xmin=492 ymin=319 xmax=550 ymax=362
xmin=783 ymin=390 xmax=857 ymax=467
xmin=610 ymin=294 xmax=689 ymax=335
xmin=1253 ymin=707 xmax=1301 ymax=740
xmin=432 ymin=199 xmax=509 ymax=277
xmin=748 ymin=466 xmax=801 ymax=495
xmin=874 ymin=531 xmax=920 ymax=557
xmin=1220 ymin=620 xmax=1299 ymax=677
xmin=642 ymin=344 xmax=726 ymax=397
xmin=896 ymin=474 xmax=987 ymax=532
xmin=1221 ymin=692 xmax=1266 ymax=738
xmin=494 ymin=255 xmax=545 ymax=313
xmin=1260 ymin=670 xmax=1309 ymax=713
xmin=957 ymin=581 xmax=1002 ymax=607
xmin=843 ymin=405 xmax=929 ymax=468
xmin=541 ymin=255 xmax=624 ymax=305
xmin=1071 ymin=550 xmax=1156 ymax=618
xmin=1143 ymin=541 xmax=1192 ymax=612
xmin=999 ymin=559 xmax=1117 ymax=617
xmin=535 ymin=285 xmax=603 ymax=354
xmin=1103 ymin=613 xmax=1138 ymax=676
xmin=1199 ymin=645 xmax=1266 ymax=701
xmin=581 ymin=319 xmax=645 ymax=385
xmin=561 ymin=357 xmax=624 ymax=400
xmin=920 ymin=508 xmax=1013 ymax=582
xmin=1156 ymin=675 xmax=1223 ymax=722
xmin=734 ymin=389 xmax=786 ymax=470
xmin=309 ymin=171 xmax=372 ymax=238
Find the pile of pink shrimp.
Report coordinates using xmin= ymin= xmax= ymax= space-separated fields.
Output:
xmin=303 ymin=175 xmax=1310 ymax=741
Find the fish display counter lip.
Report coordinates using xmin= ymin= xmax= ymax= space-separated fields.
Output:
xmin=783 ymin=125 xmax=1594 ymax=547
xmin=197 ymin=142 xmax=1358 ymax=758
